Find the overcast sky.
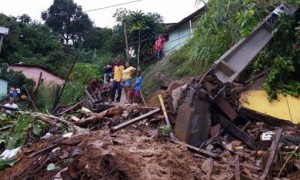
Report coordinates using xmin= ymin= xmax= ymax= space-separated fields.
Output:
xmin=0 ymin=0 xmax=203 ymax=28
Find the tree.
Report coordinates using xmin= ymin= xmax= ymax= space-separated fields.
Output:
xmin=113 ymin=9 xmax=164 ymax=65
xmin=18 ymin=14 xmax=31 ymax=24
xmin=81 ymin=27 xmax=113 ymax=50
xmin=41 ymin=0 xmax=93 ymax=44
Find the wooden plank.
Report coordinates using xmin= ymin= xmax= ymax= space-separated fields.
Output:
xmin=111 ymin=108 xmax=160 ymax=132
xmin=261 ymin=128 xmax=283 ymax=180
xmin=214 ymin=95 xmax=237 ymax=121
xmin=235 ymin=155 xmax=241 ymax=180
xmin=158 ymin=94 xmax=175 ymax=139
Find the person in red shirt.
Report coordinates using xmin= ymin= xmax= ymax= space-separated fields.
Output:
xmin=87 ymin=77 xmax=103 ymax=100
xmin=154 ymin=34 xmax=166 ymax=61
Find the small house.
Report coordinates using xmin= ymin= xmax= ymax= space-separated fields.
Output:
xmin=164 ymin=6 xmax=206 ymax=55
xmin=8 ymin=64 xmax=65 ymax=88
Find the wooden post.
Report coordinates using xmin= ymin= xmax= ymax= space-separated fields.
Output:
xmin=124 ymin=21 xmax=130 ymax=62
xmin=24 ymin=85 xmax=37 ymax=111
xmin=235 ymin=155 xmax=241 ymax=180
xmin=140 ymin=90 xmax=148 ymax=107
xmin=33 ymin=72 xmax=43 ymax=104
xmin=261 ymin=128 xmax=283 ymax=180
xmin=51 ymin=54 xmax=79 ymax=113
xmin=158 ymin=94 xmax=174 ymax=139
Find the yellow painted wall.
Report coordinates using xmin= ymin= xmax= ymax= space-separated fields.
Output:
xmin=240 ymin=90 xmax=300 ymax=124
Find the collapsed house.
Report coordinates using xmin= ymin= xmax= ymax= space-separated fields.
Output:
xmin=0 ymin=4 xmax=300 ymax=180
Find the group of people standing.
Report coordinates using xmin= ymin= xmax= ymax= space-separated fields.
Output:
xmin=103 ymin=58 xmax=142 ymax=104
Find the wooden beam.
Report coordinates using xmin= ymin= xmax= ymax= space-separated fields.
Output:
xmin=111 ymin=108 xmax=160 ymax=132
xmin=261 ymin=128 xmax=283 ymax=180
xmin=214 ymin=111 xmax=257 ymax=150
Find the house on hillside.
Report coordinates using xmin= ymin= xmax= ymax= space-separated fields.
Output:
xmin=0 ymin=78 xmax=8 ymax=100
xmin=164 ymin=6 xmax=206 ymax=55
xmin=8 ymin=64 xmax=65 ymax=88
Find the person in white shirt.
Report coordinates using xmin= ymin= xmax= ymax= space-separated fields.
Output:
xmin=2 ymin=97 xmax=18 ymax=113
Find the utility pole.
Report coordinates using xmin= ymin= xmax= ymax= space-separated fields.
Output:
xmin=137 ymin=28 xmax=141 ymax=70
xmin=123 ymin=21 xmax=130 ymax=62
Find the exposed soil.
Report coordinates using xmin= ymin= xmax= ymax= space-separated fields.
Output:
xmin=0 ymin=126 xmax=217 ymax=180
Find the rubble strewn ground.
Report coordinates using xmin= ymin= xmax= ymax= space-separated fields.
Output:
xmin=1 ymin=73 xmax=300 ymax=180
xmin=1 ymin=94 xmax=300 ymax=180
xmin=0 ymin=122 xmax=208 ymax=180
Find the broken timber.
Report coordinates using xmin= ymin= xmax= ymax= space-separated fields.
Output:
xmin=261 ymin=128 xmax=283 ymax=180
xmin=111 ymin=108 xmax=160 ymax=132
xmin=213 ymin=111 xmax=257 ymax=150
xmin=171 ymin=139 xmax=219 ymax=159
xmin=214 ymin=95 xmax=237 ymax=121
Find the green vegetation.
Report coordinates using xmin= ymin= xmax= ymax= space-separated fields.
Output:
xmin=41 ymin=0 xmax=93 ymax=45
xmin=143 ymin=0 xmax=300 ymax=99
xmin=1 ymin=0 xmax=299 ymax=105
xmin=254 ymin=15 xmax=300 ymax=99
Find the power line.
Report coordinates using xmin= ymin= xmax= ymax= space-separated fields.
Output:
xmin=85 ymin=0 xmax=143 ymax=13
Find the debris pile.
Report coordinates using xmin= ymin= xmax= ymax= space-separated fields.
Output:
xmin=1 ymin=70 xmax=300 ymax=180
xmin=0 ymin=103 xmax=209 ymax=180
xmin=161 ymin=67 xmax=300 ymax=179
xmin=0 ymin=5 xmax=299 ymax=179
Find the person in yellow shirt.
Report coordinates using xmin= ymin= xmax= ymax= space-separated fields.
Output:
xmin=122 ymin=61 xmax=136 ymax=103
xmin=110 ymin=59 xmax=124 ymax=102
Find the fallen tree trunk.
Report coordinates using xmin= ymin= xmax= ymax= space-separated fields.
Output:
xmin=74 ymin=105 xmax=124 ymax=127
